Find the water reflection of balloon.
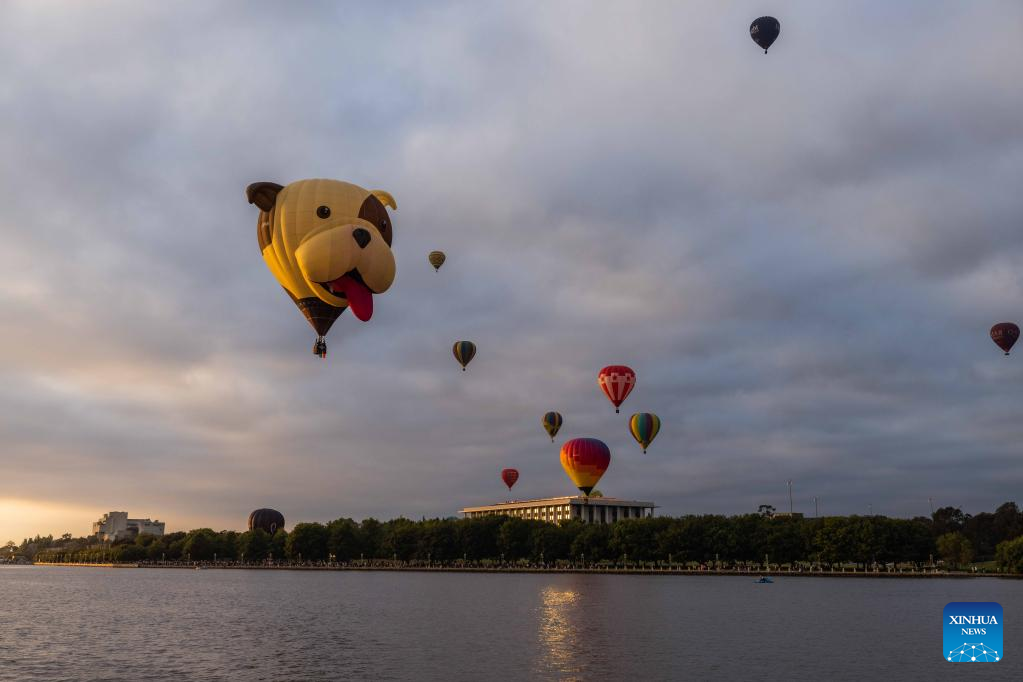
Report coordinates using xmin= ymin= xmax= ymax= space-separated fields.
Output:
xmin=538 ymin=587 xmax=580 ymax=675
xmin=453 ymin=341 xmax=477 ymax=370
xmin=542 ymin=412 xmax=563 ymax=442
xmin=990 ymin=322 xmax=1019 ymax=356
xmin=501 ymin=468 xmax=519 ymax=491
xmin=629 ymin=413 xmax=661 ymax=453
xmin=598 ymin=365 xmax=635 ymax=413
xmin=560 ymin=437 xmax=611 ymax=496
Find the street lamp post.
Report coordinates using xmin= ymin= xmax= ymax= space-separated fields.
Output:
xmin=788 ymin=480 xmax=793 ymax=515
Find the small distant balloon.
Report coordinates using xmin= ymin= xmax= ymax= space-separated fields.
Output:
xmin=750 ymin=16 xmax=780 ymax=53
xmin=428 ymin=251 xmax=446 ymax=272
xmin=560 ymin=437 xmax=611 ymax=496
xmin=542 ymin=412 xmax=563 ymax=442
xmin=453 ymin=341 xmax=477 ymax=370
xmin=501 ymin=468 xmax=519 ymax=491
xmin=598 ymin=365 xmax=636 ymax=413
xmin=991 ymin=322 xmax=1020 ymax=356
xmin=629 ymin=413 xmax=661 ymax=453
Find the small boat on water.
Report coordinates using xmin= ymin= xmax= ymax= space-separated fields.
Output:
xmin=754 ymin=576 xmax=773 ymax=584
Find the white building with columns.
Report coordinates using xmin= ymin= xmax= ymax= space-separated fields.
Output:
xmin=460 ymin=496 xmax=656 ymax=525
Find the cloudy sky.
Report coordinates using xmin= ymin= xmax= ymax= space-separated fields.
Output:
xmin=2 ymin=1 xmax=1022 ymax=541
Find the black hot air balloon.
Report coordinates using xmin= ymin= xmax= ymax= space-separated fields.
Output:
xmin=750 ymin=16 xmax=780 ymax=53
xmin=991 ymin=323 xmax=1020 ymax=356
xmin=453 ymin=341 xmax=476 ymax=371
xmin=248 ymin=508 xmax=285 ymax=535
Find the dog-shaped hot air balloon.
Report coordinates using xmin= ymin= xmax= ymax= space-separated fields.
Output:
xmin=247 ymin=179 xmax=397 ymax=358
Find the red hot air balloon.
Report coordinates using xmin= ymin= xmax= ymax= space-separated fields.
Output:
xmin=991 ymin=323 xmax=1020 ymax=356
xmin=560 ymin=438 xmax=611 ymax=496
xmin=598 ymin=365 xmax=636 ymax=413
xmin=501 ymin=468 xmax=519 ymax=491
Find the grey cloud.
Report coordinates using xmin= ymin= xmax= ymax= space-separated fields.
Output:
xmin=1 ymin=2 xmax=1022 ymax=539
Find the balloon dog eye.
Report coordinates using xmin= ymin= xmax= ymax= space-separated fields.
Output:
xmin=316 ymin=205 xmax=331 ymax=219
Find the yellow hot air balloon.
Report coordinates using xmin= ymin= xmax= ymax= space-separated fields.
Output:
xmin=428 ymin=250 xmax=446 ymax=272
xmin=542 ymin=412 xmax=563 ymax=442
xmin=247 ymin=179 xmax=397 ymax=358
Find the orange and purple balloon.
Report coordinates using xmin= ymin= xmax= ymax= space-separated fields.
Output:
xmin=560 ymin=438 xmax=610 ymax=496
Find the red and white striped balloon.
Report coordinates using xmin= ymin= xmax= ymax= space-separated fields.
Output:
xmin=598 ymin=365 xmax=636 ymax=413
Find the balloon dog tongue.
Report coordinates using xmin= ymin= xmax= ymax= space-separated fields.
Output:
xmin=328 ymin=274 xmax=373 ymax=321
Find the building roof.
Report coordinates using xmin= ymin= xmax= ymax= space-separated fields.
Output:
xmin=461 ymin=495 xmax=656 ymax=513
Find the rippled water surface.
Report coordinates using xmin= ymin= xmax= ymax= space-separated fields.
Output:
xmin=2 ymin=566 xmax=1022 ymax=680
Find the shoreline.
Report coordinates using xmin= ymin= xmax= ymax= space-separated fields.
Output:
xmin=28 ymin=562 xmax=1022 ymax=578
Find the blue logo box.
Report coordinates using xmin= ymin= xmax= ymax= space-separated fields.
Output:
xmin=944 ymin=602 xmax=1002 ymax=662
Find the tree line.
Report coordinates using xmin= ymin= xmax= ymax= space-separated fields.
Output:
xmin=22 ymin=502 xmax=1023 ymax=573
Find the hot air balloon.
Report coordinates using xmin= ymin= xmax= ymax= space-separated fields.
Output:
xmin=428 ymin=250 xmax=446 ymax=272
xmin=453 ymin=341 xmax=476 ymax=370
xmin=247 ymin=179 xmax=397 ymax=359
xmin=248 ymin=508 xmax=285 ymax=535
xmin=501 ymin=468 xmax=519 ymax=491
xmin=629 ymin=413 xmax=661 ymax=453
xmin=560 ymin=437 xmax=611 ymax=496
xmin=750 ymin=16 xmax=780 ymax=53
xmin=598 ymin=365 xmax=636 ymax=413
xmin=991 ymin=323 xmax=1020 ymax=356
xmin=542 ymin=412 xmax=563 ymax=441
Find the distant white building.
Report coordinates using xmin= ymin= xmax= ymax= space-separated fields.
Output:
xmin=460 ymin=496 xmax=656 ymax=524
xmin=92 ymin=511 xmax=165 ymax=541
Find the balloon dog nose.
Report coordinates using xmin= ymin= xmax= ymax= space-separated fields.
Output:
xmin=352 ymin=228 xmax=371 ymax=249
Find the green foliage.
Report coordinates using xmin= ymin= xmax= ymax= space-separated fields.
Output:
xmin=286 ymin=523 xmax=329 ymax=562
xmin=995 ymin=536 xmax=1023 ymax=573
xmin=269 ymin=529 xmax=288 ymax=560
xmin=326 ymin=518 xmax=362 ymax=561
xmin=381 ymin=518 xmax=419 ymax=560
xmin=571 ymin=523 xmax=611 ymax=561
xmin=236 ymin=529 xmax=271 ymax=563
xmin=497 ymin=517 xmax=534 ymax=560
xmin=416 ymin=519 xmax=458 ymax=562
xmin=936 ymin=532 xmax=974 ymax=568
xmin=21 ymin=500 xmax=1023 ymax=569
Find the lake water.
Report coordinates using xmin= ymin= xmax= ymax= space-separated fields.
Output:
xmin=2 ymin=566 xmax=1021 ymax=681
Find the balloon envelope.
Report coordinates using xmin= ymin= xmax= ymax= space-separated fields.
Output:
xmin=247 ymin=179 xmax=397 ymax=358
xmin=248 ymin=508 xmax=285 ymax=535
xmin=453 ymin=341 xmax=477 ymax=370
xmin=560 ymin=437 xmax=611 ymax=496
xmin=629 ymin=413 xmax=661 ymax=453
xmin=542 ymin=412 xmax=563 ymax=441
xmin=598 ymin=365 xmax=636 ymax=413
xmin=501 ymin=468 xmax=519 ymax=491
xmin=428 ymin=251 xmax=446 ymax=271
xmin=750 ymin=16 xmax=780 ymax=53
xmin=991 ymin=323 xmax=1020 ymax=355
